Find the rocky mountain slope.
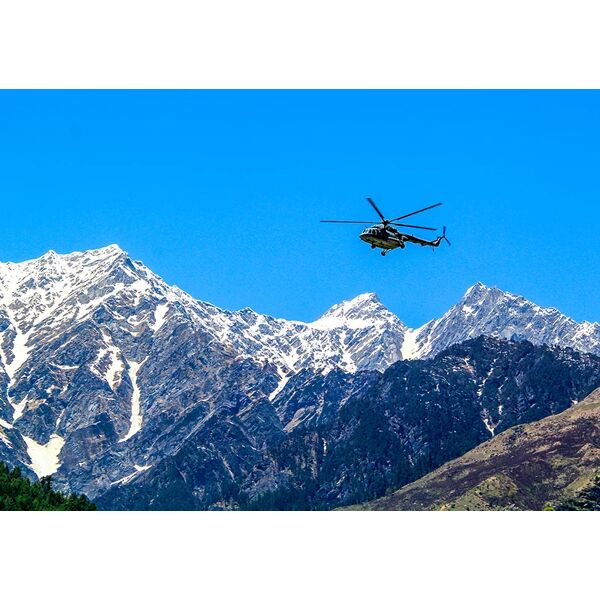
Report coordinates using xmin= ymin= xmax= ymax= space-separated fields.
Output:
xmin=353 ymin=386 xmax=600 ymax=511
xmin=1 ymin=245 xmax=599 ymax=509
xmin=99 ymin=337 xmax=600 ymax=510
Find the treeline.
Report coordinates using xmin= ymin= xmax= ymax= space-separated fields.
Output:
xmin=0 ymin=463 xmax=96 ymax=511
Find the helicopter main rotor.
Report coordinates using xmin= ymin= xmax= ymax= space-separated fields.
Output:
xmin=320 ymin=197 xmax=442 ymax=231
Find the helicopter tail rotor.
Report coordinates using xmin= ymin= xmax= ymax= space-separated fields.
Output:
xmin=441 ymin=226 xmax=452 ymax=246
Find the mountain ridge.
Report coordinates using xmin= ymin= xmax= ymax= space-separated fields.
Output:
xmin=2 ymin=246 xmax=599 ymax=370
xmin=2 ymin=245 xmax=600 ymax=508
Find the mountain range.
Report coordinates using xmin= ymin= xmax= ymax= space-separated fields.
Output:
xmin=1 ymin=245 xmax=599 ymax=509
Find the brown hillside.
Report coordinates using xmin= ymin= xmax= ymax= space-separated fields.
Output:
xmin=354 ymin=387 xmax=600 ymax=511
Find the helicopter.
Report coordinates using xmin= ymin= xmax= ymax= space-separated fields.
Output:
xmin=321 ymin=198 xmax=451 ymax=256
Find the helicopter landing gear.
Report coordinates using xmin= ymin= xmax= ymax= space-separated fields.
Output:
xmin=381 ymin=250 xmax=388 ymax=257
xmin=371 ymin=245 xmax=376 ymax=249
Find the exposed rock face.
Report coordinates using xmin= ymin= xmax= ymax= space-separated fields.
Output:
xmin=354 ymin=387 xmax=600 ymax=511
xmin=238 ymin=337 xmax=600 ymax=510
xmin=100 ymin=337 xmax=600 ymax=510
xmin=1 ymin=245 xmax=600 ymax=510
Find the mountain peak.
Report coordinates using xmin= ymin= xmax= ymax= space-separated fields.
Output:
xmin=463 ymin=282 xmax=497 ymax=298
xmin=311 ymin=292 xmax=401 ymax=331
xmin=1 ymin=244 xmax=127 ymax=270
xmin=465 ymin=281 xmax=488 ymax=293
xmin=86 ymin=243 xmax=125 ymax=256
xmin=318 ymin=292 xmax=381 ymax=315
xmin=460 ymin=282 xmax=525 ymax=308
xmin=341 ymin=292 xmax=381 ymax=308
xmin=461 ymin=282 xmax=558 ymax=313
xmin=64 ymin=244 xmax=128 ymax=263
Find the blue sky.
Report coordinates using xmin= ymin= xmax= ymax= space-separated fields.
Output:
xmin=1 ymin=90 xmax=599 ymax=326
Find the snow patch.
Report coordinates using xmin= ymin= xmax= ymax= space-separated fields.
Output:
xmin=400 ymin=328 xmax=422 ymax=360
xmin=269 ymin=364 xmax=292 ymax=401
xmin=482 ymin=414 xmax=496 ymax=437
xmin=0 ymin=418 xmax=13 ymax=430
xmin=120 ymin=359 xmax=147 ymax=442
xmin=0 ymin=420 xmax=12 ymax=448
xmin=0 ymin=430 xmax=11 ymax=448
xmin=151 ymin=304 xmax=169 ymax=332
xmin=1 ymin=305 xmax=31 ymax=384
xmin=111 ymin=464 xmax=153 ymax=486
xmin=23 ymin=434 xmax=65 ymax=478
xmin=94 ymin=331 xmax=124 ymax=391
xmin=11 ymin=399 xmax=28 ymax=421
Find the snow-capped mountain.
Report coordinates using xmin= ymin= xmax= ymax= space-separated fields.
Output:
xmin=1 ymin=244 xmax=599 ymax=508
xmin=404 ymin=282 xmax=600 ymax=359
xmin=0 ymin=246 xmax=403 ymax=416
xmin=0 ymin=245 xmax=408 ymax=496
xmin=210 ymin=291 xmax=407 ymax=399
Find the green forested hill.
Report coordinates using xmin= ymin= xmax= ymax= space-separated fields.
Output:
xmin=0 ymin=463 xmax=96 ymax=511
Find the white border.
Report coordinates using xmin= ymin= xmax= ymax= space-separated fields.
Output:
xmin=1 ymin=511 xmax=596 ymax=598
xmin=0 ymin=0 xmax=599 ymax=88
xmin=1 ymin=2 xmax=599 ymax=596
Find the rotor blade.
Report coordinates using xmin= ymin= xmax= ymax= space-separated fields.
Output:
xmin=320 ymin=220 xmax=380 ymax=224
xmin=392 ymin=223 xmax=438 ymax=231
xmin=367 ymin=198 xmax=386 ymax=221
xmin=390 ymin=202 xmax=443 ymax=222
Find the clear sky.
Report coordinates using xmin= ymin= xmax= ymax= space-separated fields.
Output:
xmin=1 ymin=90 xmax=599 ymax=326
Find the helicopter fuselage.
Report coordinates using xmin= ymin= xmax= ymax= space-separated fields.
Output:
xmin=359 ymin=225 xmax=404 ymax=250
